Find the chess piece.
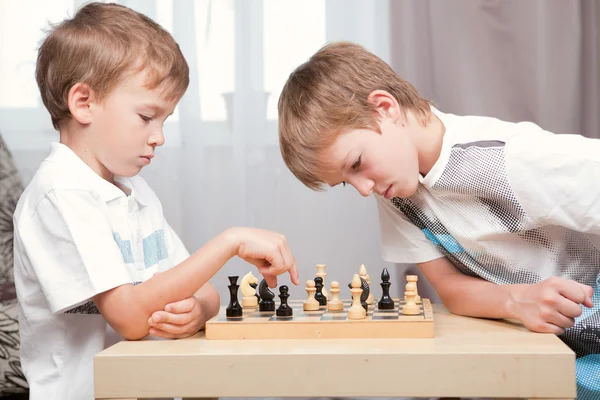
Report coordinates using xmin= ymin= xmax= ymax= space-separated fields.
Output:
xmin=241 ymin=271 xmax=259 ymax=308
xmin=359 ymin=264 xmax=373 ymax=305
xmin=276 ymin=285 xmax=293 ymax=317
xmin=258 ymin=279 xmax=276 ymax=311
xmin=315 ymin=264 xmax=330 ymax=300
xmin=226 ymin=275 xmax=243 ymax=318
xmin=406 ymin=275 xmax=421 ymax=304
xmin=359 ymin=277 xmax=369 ymax=312
xmin=250 ymin=282 xmax=260 ymax=303
xmin=347 ymin=277 xmax=369 ymax=312
xmin=327 ymin=281 xmax=344 ymax=311
xmin=314 ymin=276 xmax=327 ymax=306
xmin=378 ymin=268 xmax=394 ymax=310
xmin=402 ymin=289 xmax=420 ymax=315
xmin=303 ymin=280 xmax=320 ymax=311
xmin=348 ymin=274 xmax=366 ymax=319
xmin=365 ymin=273 xmax=374 ymax=305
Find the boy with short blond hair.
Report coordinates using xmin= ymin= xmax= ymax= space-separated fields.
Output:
xmin=279 ymin=41 xmax=599 ymax=398
xmin=15 ymin=3 xmax=298 ymax=400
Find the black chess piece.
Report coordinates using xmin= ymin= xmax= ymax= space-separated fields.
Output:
xmin=258 ymin=279 xmax=276 ymax=311
xmin=378 ymin=268 xmax=394 ymax=310
xmin=314 ymin=276 xmax=327 ymax=306
xmin=226 ymin=275 xmax=243 ymax=318
xmin=348 ymin=278 xmax=370 ymax=312
xmin=359 ymin=277 xmax=369 ymax=312
xmin=276 ymin=285 xmax=293 ymax=317
xmin=250 ymin=282 xmax=260 ymax=303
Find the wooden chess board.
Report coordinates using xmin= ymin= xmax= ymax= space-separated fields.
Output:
xmin=205 ymin=298 xmax=434 ymax=339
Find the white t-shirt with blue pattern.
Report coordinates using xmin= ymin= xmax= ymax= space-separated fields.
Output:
xmin=13 ymin=143 xmax=189 ymax=400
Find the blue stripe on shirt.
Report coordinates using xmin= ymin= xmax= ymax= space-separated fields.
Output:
xmin=112 ymin=232 xmax=133 ymax=263
xmin=143 ymin=229 xmax=168 ymax=268
xmin=422 ymin=229 xmax=466 ymax=253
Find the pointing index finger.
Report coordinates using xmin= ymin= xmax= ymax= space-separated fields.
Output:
xmin=289 ymin=263 xmax=299 ymax=285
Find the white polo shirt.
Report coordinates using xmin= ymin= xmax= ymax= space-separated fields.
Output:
xmin=375 ymin=108 xmax=600 ymax=360
xmin=13 ymin=142 xmax=189 ymax=400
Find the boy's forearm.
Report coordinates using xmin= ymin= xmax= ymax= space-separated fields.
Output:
xmin=94 ymin=229 xmax=236 ymax=339
xmin=436 ymin=273 xmax=522 ymax=320
xmin=194 ymin=283 xmax=221 ymax=330
xmin=419 ymin=257 xmax=522 ymax=321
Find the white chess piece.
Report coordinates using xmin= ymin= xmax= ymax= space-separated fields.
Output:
xmin=328 ymin=281 xmax=344 ymax=311
xmin=348 ymin=274 xmax=366 ymax=319
xmin=315 ymin=264 xmax=330 ymax=300
xmin=402 ymin=289 xmax=420 ymax=315
xmin=303 ymin=280 xmax=320 ymax=311
xmin=240 ymin=271 xmax=258 ymax=308
xmin=359 ymin=264 xmax=368 ymax=279
xmin=406 ymin=275 xmax=421 ymax=304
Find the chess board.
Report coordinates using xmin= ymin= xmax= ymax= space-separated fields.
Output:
xmin=205 ymin=298 xmax=434 ymax=340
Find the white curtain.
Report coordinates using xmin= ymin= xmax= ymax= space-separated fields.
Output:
xmin=391 ymin=0 xmax=599 ymax=138
xmin=0 ymin=0 xmax=397 ymax=304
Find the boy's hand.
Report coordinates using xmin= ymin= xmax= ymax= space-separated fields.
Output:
xmin=509 ymin=277 xmax=594 ymax=335
xmin=226 ymin=227 xmax=299 ymax=287
xmin=147 ymin=296 xmax=204 ymax=339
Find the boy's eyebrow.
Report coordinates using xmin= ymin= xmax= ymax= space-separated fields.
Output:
xmin=140 ymin=103 xmax=174 ymax=116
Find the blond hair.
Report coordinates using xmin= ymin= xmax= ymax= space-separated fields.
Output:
xmin=278 ymin=41 xmax=432 ymax=190
xmin=36 ymin=2 xmax=189 ymax=130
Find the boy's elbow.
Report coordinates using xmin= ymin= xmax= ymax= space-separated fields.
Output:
xmin=106 ymin=308 xmax=151 ymax=340
xmin=93 ymin=289 xmax=152 ymax=340
xmin=118 ymin=326 xmax=149 ymax=341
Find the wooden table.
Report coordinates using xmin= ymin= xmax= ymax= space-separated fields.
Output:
xmin=94 ymin=304 xmax=576 ymax=400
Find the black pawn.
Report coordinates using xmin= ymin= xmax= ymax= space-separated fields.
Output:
xmin=250 ymin=282 xmax=260 ymax=303
xmin=378 ymin=268 xmax=394 ymax=310
xmin=348 ymin=278 xmax=370 ymax=312
xmin=314 ymin=276 xmax=327 ymax=306
xmin=258 ymin=279 xmax=276 ymax=312
xmin=226 ymin=275 xmax=243 ymax=318
xmin=276 ymin=285 xmax=293 ymax=317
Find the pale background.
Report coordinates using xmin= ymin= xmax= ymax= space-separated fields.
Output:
xmin=1 ymin=0 xmax=598 ymax=307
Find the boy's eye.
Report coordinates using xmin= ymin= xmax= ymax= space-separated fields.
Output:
xmin=139 ymin=114 xmax=152 ymax=122
xmin=351 ymin=155 xmax=361 ymax=169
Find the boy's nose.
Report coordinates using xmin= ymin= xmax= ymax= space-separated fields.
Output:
xmin=356 ymin=179 xmax=374 ymax=197
xmin=150 ymin=130 xmax=165 ymax=147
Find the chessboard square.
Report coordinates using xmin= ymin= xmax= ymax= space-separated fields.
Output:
xmin=320 ymin=313 xmax=347 ymax=321
xmin=374 ymin=309 xmax=397 ymax=314
xmin=372 ymin=314 xmax=399 ymax=320
xmin=254 ymin=312 xmax=275 ymax=318
xmin=303 ymin=310 xmax=323 ymax=316
xmin=269 ymin=315 xmax=294 ymax=321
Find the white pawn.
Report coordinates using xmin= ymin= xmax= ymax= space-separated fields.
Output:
xmin=402 ymin=289 xmax=420 ymax=315
xmin=406 ymin=275 xmax=421 ymax=304
xmin=348 ymin=274 xmax=366 ymax=320
xmin=315 ymin=264 xmax=330 ymax=300
xmin=328 ymin=281 xmax=344 ymax=311
xmin=303 ymin=280 xmax=320 ymax=311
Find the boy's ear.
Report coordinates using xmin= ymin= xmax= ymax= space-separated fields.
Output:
xmin=67 ymin=83 xmax=96 ymax=125
xmin=367 ymin=90 xmax=402 ymax=123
